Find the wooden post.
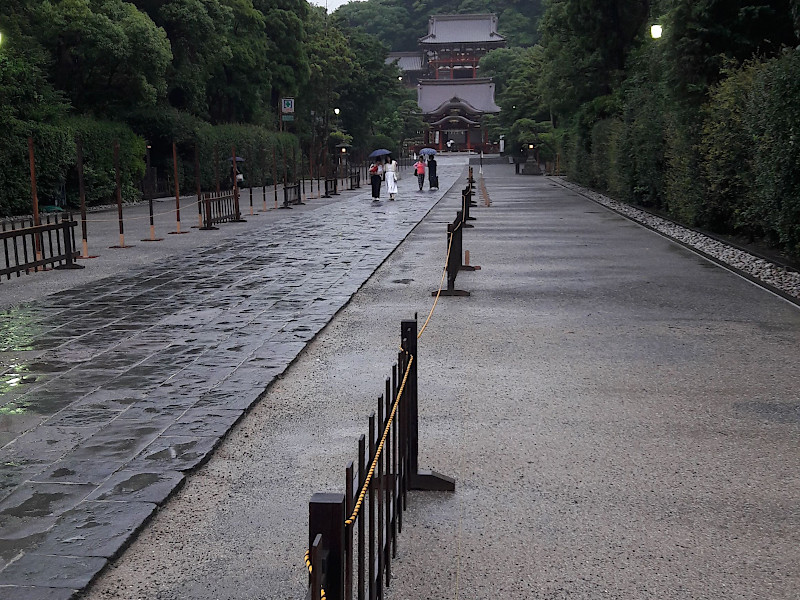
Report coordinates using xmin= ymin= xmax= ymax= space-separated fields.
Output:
xmin=401 ymin=319 xmax=456 ymax=489
xmin=75 ymin=136 xmax=94 ymax=257
xmin=195 ymin=146 xmax=203 ymax=227
xmin=262 ymin=149 xmax=268 ymax=212
xmin=214 ymin=146 xmax=220 ymax=193
xmin=309 ymin=493 xmax=345 ymax=600
xmin=27 ymin=137 xmax=43 ymax=263
xmin=110 ymin=140 xmax=131 ymax=248
xmin=169 ymin=142 xmax=186 ymax=234
xmin=272 ymin=145 xmax=278 ymax=209
xmin=231 ymin=145 xmax=243 ymax=221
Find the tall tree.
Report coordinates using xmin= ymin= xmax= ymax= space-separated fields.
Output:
xmin=34 ymin=0 xmax=172 ymax=115
xmin=131 ymin=0 xmax=234 ymax=117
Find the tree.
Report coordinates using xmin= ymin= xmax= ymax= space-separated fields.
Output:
xmin=256 ymin=0 xmax=311 ymax=105
xmin=34 ymin=0 xmax=172 ymax=115
xmin=132 ymin=0 xmax=234 ymax=117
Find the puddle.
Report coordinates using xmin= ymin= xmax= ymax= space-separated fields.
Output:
xmin=3 ymin=491 xmax=68 ymax=518
xmin=110 ymin=472 xmax=162 ymax=494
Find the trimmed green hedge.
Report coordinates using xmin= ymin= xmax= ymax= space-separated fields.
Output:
xmin=558 ymin=48 xmax=800 ymax=259
xmin=0 ymin=113 xmax=300 ymax=217
xmin=0 ymin=118 xmax=145 ymax=216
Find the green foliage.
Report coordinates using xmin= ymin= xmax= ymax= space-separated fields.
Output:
xmin=34 ymin=0 xmax=172 ymax=115
xmin=0 ymin=118 xmax=144 ymax=215
xmin=364 ymin=134 xmax=399 ymax=157
xmin=334 ymin=0 xmax=544 ymax=50
xmin=0 ymin=49 xmax=69 ymax=123
xmin=700 ymin=64 xmax=757 ymax=233
xmin=747 ymin=50 xmax=800 ymax=254
xmin=69 ymin=118 xmax=146 ymax=207
xmin=193 ymin=125 xmax=299 ymax=189
xmin=0 ymin=122 xmax=73 ymax=216
xmin=133 ymin=0 xmax=235 ymax=116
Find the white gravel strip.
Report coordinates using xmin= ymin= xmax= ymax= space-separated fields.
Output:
xmin=555 ymin=178 xmax=800 ymax=301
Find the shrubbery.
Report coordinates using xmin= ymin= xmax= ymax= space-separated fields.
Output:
xmin=556 ymin=47 xmax=800 ymax=259
xmin=0 ymin=117 xmax=300 ymax=217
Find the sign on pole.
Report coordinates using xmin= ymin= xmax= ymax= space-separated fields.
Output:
xmin=281 ymin=98 xmax=295 ymax=114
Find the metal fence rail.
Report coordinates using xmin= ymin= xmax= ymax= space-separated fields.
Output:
xmin=1 ymin=213 xmax=83 ymax=280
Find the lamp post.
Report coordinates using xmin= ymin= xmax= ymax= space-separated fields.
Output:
xmin=650 ymin=24 xmax=663 ymax=39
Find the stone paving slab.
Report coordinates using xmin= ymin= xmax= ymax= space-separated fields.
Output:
xmin=0 ymin=158 xmax=467 ymax=598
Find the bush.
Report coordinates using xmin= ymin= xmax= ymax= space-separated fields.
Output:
xmin=68 ymin=117 xmax=146 ymax=207
xmin=748 ymin=50 xmax=800 ymax=256
xmin=0 ymin=117 xmax=146 ymax=217
xmin=0 ymin=120 xmax=73 ymax=216
xmin=700 ymin=62 xmax=761 ymax=236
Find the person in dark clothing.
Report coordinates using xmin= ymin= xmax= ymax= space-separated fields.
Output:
xmin=369 ymin=159 xmax=383 ymax=201
xmin=427 ymin=156 xmax=437 ymax=189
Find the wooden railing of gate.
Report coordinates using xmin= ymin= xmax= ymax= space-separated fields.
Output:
xmin=200 ymin=189 xmax=242 ymax=229
xmin=349 ymin=169 xmax=360 ymax=190
xmin=1 ymin=213 xmax=83 ymax=280
xmin=283 ymin=182 xmax=303 ymax=207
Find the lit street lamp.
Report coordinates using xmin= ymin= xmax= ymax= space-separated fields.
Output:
xmin=651 ymin=24 xmax=663 ymax=39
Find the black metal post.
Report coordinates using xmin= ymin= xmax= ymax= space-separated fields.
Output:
xmin=400 ymin=319 xmax=456 ymax=490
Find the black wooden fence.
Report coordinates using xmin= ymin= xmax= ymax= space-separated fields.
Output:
xmin=307 ymin=318 xmax=455 ymax=600
xmin=200 ymin=189 xmax=243 ymax=229
xmin=1 ymin=213 xmax=83 ymax=281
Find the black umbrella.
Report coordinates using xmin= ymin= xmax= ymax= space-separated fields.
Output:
xmin=368 ymin=149 xmax=391 ymax=158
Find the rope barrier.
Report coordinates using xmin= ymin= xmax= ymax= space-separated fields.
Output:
xmin=80 ymin=197 xmax=202 ymax=223
xmin=304 ymin=170 xmax=472 ymax=595
xmin=303 ymin=550 xmax=327 ymax=600
xmin=344 ymin=354 xmax=413 ymax=527
xmin=418 ymin=219 xmax=461 ymax=340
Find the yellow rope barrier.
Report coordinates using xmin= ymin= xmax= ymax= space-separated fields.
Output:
xmin=344 ymin=354 xmax=413 ymax=526
xmin=418 ymin=219 xmax=461 ymax=340
xmin=80 ymin=197 xmax=202 ymax=223
xmin=304 ymin=172 xmax=471 ymax=592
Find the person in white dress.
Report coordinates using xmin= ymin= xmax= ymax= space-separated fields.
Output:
xmin=384 ymin=156 xmax=399 ymax=200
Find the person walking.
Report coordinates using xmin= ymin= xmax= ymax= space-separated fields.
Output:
xmin=427 ymin=155 xmax=438 ymax=190
xmin=413 ymin=158 xmax=426 ymax=191
xmin=369 ymin=158 xmax=383 ymax=201
xmin=385 ymin=156 xmax=399 ymax=200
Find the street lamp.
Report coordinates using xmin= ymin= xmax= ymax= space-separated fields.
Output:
xmin=650 ymin=24 xmax=663 ymax=39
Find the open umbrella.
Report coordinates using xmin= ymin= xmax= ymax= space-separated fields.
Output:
xmin=228 ymin=156 xmax=245 ymax=162
xmin=419 ymin=148 xmax=437 ymax=155
xmin=368 ymin=148 xmax=391 ymax=158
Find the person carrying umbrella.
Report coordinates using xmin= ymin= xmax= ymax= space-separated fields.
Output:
xmin=369 ymin=157 xmax=384 ymax=201
xmin=419 ymin=147 xmax=437 ymax=190
xmin=368 ymin=149 xmax=391 ymax=201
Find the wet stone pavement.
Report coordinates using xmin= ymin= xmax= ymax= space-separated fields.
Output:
xmin=0 ymin=162 xmax=463 ymax=599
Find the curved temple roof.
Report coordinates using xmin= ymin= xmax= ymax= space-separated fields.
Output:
xmin=385 ymin=52 xmax=425 ymax=72
xmin=419 ymin=14 xmax=506 ymax=46
xmin=417 ymin=79 xmax=501 ymax=115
